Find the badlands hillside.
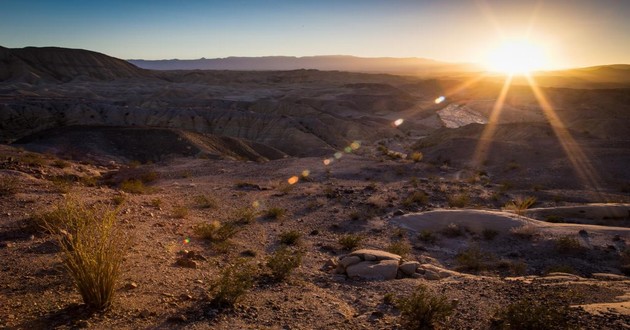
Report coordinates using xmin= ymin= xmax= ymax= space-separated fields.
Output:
xmin=1 ymin=46 xmax=629 ymax=329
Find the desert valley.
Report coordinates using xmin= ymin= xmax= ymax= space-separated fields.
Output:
xmin=1 ymin=45 xmax=629 ymax=329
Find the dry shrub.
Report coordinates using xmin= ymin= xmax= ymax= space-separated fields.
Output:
xmin=279 ymin=230 xmax=302 ymax=246
xmin=172 ymin=205 xmax=189 ymax=219
xmin=510 ymin=224 xmax=538 ymax=239
xmin=455 ymin=246 xmax=490 ymax=272
xmin=265 ymin=207 xmax=286 ymax=220
xmin=503 ymin=196 xmax=537 ymax=215
xmin=440 ymin=223 xmax=463 ymax=238
xmin=492 ymin=294 xmax=571 ymax=329
xmin=554 ymin=236 xmax=584 ymax=254
xmin=267 ymin=247 xmax=303 ymax=282
xmin=409 ymin=151 xmax=423 ymax=162
xmin=119 ymin=179 xmax=148 ymax=194
xmin=447 ymin=193 xmax=470 ymax=208
xmin=209 ymin=260 xmax=257 ymax=309
xmin=402 ymin=191 xmax=428 ymax=207
xmin=43 ymin=198 xmax=128 ymax=310
xmin=194 ymin=194 xmax=217 ymax=209
xmin=338 ymin=234 xmax=363 ymax=251
xmin=386 ymin=240 xmax=412 ymax=258
xmin=0 ymin=176 xmax=19 ymax=196
xmin=194 ymin=220 xmax=240 ymax=243
xmin=233 ymin=206 xmax=258 ymax=224
xmin=418 ymin=230 xmax=438 ymax=244
xmin=396 ymin=284 xmax=455 ymax=330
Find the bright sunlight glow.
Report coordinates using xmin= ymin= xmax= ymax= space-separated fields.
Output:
xmin=484 ymin=39 xmax=547 ymax=74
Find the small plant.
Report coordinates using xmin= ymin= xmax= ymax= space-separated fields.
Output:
xmin=139 ymin=170 xmax=159 ymax=183
xmin=194 ymin=220 xmax=240 ymax=243
xmin=418 ymin=230 xmax=438 ymax=244
xmin=455 ymin=246 xmax=488 ymax=272
xmin=482 ymin=228 xmax=499 ymax=241
xmin=112 ymin=195 xmax=126 ymax=206
xmin=492 ymin=296 xmax=571 ymax=329
xmin=510 ymin=224 xmax=538 ymax=240
xmin=233 ymin=206 xmax=257 ymax=224
xmin=402 ymin=191 xmax=428 ymax=207
xmin=42 ymin=198 xmax=128 ymax=310
xmin=194 ymin=194 xmax=217 ymax=209
xmin=503 ymin=196 xmax=537 ymax=216
xmin=396 ymin=284 xmax=455 ymax=330
xmin=265 ymin=207 xmax=286 ymax=220
xmin=52 ymin=159 xmax=70 ymax=168
xmin=0 ymin=176 xmax=19 ymax=196
xmin=386 ymin=240 xmax=412 ymax=258
xmin=409 ymin=151 xmax=423 ymax=162
xmin=266 ymin=247 xmax=303 ymax=282
xmin=79 ymin=175 xmax=99 ymax=187
xmin=447 ymin=193 xmax=470 ymax=208
xmin=209 ymin=260 xmax=257 ymax=309
xmin=338 ymin=234 xmax=363 ymax=250
xmin=150 ymin=198 xmax=162 ymax=208
xmin=279 ymin=230 xmax=302 ymax=246
xmin=554 ymin=236 xmax=584 ymax=254
xmin=119 ymin=179 xmax=148 ymax=194
xmin=20 ymin=153 xmax=45 ymax=166
xmin=383 ymin=292 xmax=396 ymax=305
xmin=172 ymin=205 xmax=189 ymax=219
xmin=51 ymin=175 xmax=74 ymax=193
xmin=440 ymin=223 xmax=463 ymax=238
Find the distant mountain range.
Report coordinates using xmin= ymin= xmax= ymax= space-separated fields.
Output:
xmin=128 ymin=55 xmax=482 ymax=75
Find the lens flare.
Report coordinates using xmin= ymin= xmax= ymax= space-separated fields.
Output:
xmin=183 ymin=237 xmax=191 ymax=244
xmin=334 ymin=152 xmax=343 ymax=159
xmin=252 ymin=200 xmax=261 ymax=208
xmin=435 ymin=96 xmax=445 ymax=104
xmin=288 ymin=176 xmax=299 ymax=185
xmin=301 ymin=170 xmax=310 ymax=177
xmin=350 ymin=141 xmax=361 ymax=150
xmin=394 ymin=119 xmax=404 ymax=126
xmin=323 ymin=159 xmax=332 ymax=165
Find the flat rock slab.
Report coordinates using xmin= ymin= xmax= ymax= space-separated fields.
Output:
xmin=346 ymin=260 xmax=399 ymax=280
xmin=592 ymin=273 xmax=629 ymax=281
xmin=347 ymin=249 xmax=401 ymax=261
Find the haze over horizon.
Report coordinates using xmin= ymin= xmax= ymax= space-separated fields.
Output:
xmin=2 ymin=0 xmax=630 ymax=71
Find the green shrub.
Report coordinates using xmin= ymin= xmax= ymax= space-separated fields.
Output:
xmin=418 ymin=230 xmax=437 ymax=244
xmin=338 ymin=234 xmax=363 ymax=251
xmin=43 ymin=198 xmax=128 ymax=310
xmin=209 ymin=260 xmax=257 ymax=309
xmin=0 ymin=176 xmax=19 ymax=196
xmin=492 ymin=297 xmax=571 ymax=329
xmin=266 ymin=247 xmax=303 ymax=281
xmin=482 ymin=228 xmax=499 ymax=241
xmin=396 ymin=284 xmax=455 ymax=330
xmin=440 ymin=223 xmax=463 ymax=238
xmin=447 ymin=193 xmax=470 ymax=208
xmin=194 ymin=220 xmax=240 ymax=243
xmin=265 ymin=207 xmax=286 ymax=220
xmin=403 ymin=191 xmax=428 ymax=207
xmin=119 ymin=179 xmax=148 ymax=194
xmin=554 ymin=236 xmax=584 ymax=254
xmin=194 ymin=194 xmax=217 ymax=209
xmin=172 ymin=205 xmax=189 ymax=219
xmin=455 ymin=246 xmax=488 ymax=272
xmin=386 ymin=240 xmax=412 ymax=258
xmin=503 ymin=196 xmax=537 ymax=215
xmin=279 ymin=230 xmax=302 ymax=246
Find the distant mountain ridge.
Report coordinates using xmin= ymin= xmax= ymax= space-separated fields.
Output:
xmin=128 ymin=55 xmax=482 ymax=74
xmin=0 ymin=46 xmax=149 ymax=83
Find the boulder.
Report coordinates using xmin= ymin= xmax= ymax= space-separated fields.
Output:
xmin=424 ymin=270 xmax=441 ymax=281
xmin=399 ymin=261 xmax=420 ymax=276
xmin=347 ymin=249 xmax=401 ymax=261
xmin=346 ymin=260 xmax=399 ymax=280
xmin=339 ymin=256 xmax=362 ymax=268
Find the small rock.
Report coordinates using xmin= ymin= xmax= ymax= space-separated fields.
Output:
xmin=139 ymin=310 xmax=151 ymax=318
xmin=125 ymin=282 xmax=138 ymax=290
xmin=339 ymin=256 xmax=362 ymax=268
xmin=175 ymin=258 xmax=198 ymax=269
xmin=321 ymin=258 xmax=338 ymax=271
xmin=75 ymin=320 xmax=90 ymax=328
xmin=167 ymin=314 xmax=187 ymax=323
xmin=399 ymin=261 xmax=420 ymax=276
xmin=393 ymin=209 xmax=405 ymax=216
xmin=424 ymin=270 xmax=441 ymax=280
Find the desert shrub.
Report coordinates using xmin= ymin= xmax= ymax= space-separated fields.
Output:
xmin=338 ymin=234 xmax=363 ymax=251
xmin=497 ymin=260 xmax=528 ymax=276
xmin=119 ymin=179 xmax=148 ymax=194
xmin=172 ymin=205 xmax=189 ymax=219
xmin=554 ymin=236 xmax=584 ymax=254
xmin=482 ymin=228 xmax=499 ymax=241
xmin=51 ymin=175 xmax=74 ymax=193
xmin=544 ymin=264 xmax=576 ymax=275
xmin=112 ymin=195 xmax=126 ymax=206
xmin=409 ymin=151 xmax=423 ymax=162
xmin=194 ymin=194 xmax=217 ymax=209
xmin=279 ymin=230 xmax=302 ymax=246
xmin=447 ymin=193 xmax=470 ymax=208
xmin=150 ymin=198 xmax=162 ymax=208
xmin=20 ymin=153 xmax=45 ymax=166
xmin=503 ymin=196 xmax=537 ymax=215
xmin=233 ymin=206 xmax=258 ymax=224
xmin=209 ymin=260 xmax=257 ymax=309
xmin=139 ymin=170 xmax=159 ymax=183
xmin=418 ymin=230 xmax=438 ymax=244
xmin=440 ymin=223 xmax=463 ymax=238
xmin=43 ymin=198 xmax=128 ymax=310
xmin=265 ymin=207 xmax=286 ymax=220
xmin=392 ymin=227 xmax=408 ymax=240
xmin=386 ymin=240 xmax=412 ymax=258
xmin=396 ymin=284 xmax=455 ymax=330
xmin=455 ymin=246 xmax=488 ymax=272
xmin=492 ymin=296 xmax=571 ymax=329
xmin=52 ymin=159 xmax=70 ymax=168
xmin=0 ymin=176 xmax=19 ymax=196
xmin=403 ymin=191 xmax=428 ymax=207
xmin=194 ymin=220 xmax=240 ymax=243
xmin=266 ymin=247 xmax=303 ymax=281
xmin=510 ymin=224 xmax=538 ymax=240
xmin=79 ymin=175 xmax=99 ymax=187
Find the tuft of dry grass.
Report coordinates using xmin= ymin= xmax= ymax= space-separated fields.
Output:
xmin=265 ymin=207 xmax=286 ymax=220
xmin=503 ymin=196 xmax=537 ymax=215
xmin=510 ymin=224 xmax=538 ymax=239
xmin=447 ymin=193 xmax=470 ymax=208
xmin=119 ymin=179 xmax=148 ymax=194
xmin=396 ymin=284 xmax=455 ymax=330
xmin=194 ymin=220 xmax=240 ymax=243
xmin=386 ymin=240 xmax=412 ymax=258
xmin=279 ymin=230 xmax=302 ymax=246
xmin=440 ymin=223 xmax=463 ymax=238
xmin=194 ymin=194 xmax=217 ymax=209
xmin=402 ymin=191 xmax=428 ymax=207
xmin=0 ymin=176 xmax=19 ymax=196
xmin=209 ymin=260 xmax=257 ymax=309
xmin=338 ymin=234 xmax=363 ymax=251
xmin=171 ymin=205 xmax=189 ymax=219
xmin=267 ymin=247 xmax=303 ymax=282
xmin=42 ymin=198 xmax=128 ymax=310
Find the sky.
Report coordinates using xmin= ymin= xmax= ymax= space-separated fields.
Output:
xmin=1 ymin=0 xmax=629 ymax=69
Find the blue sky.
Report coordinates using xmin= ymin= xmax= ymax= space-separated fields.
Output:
xmin=1 ymin=0 xmax=629 ymax=68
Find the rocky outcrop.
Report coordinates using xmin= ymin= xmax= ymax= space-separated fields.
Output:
xmin=325 ymin=249 xmax=454 ymax=281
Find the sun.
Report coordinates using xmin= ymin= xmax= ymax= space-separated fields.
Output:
xmin=484 ymin=39 xmax=547 ymax=75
